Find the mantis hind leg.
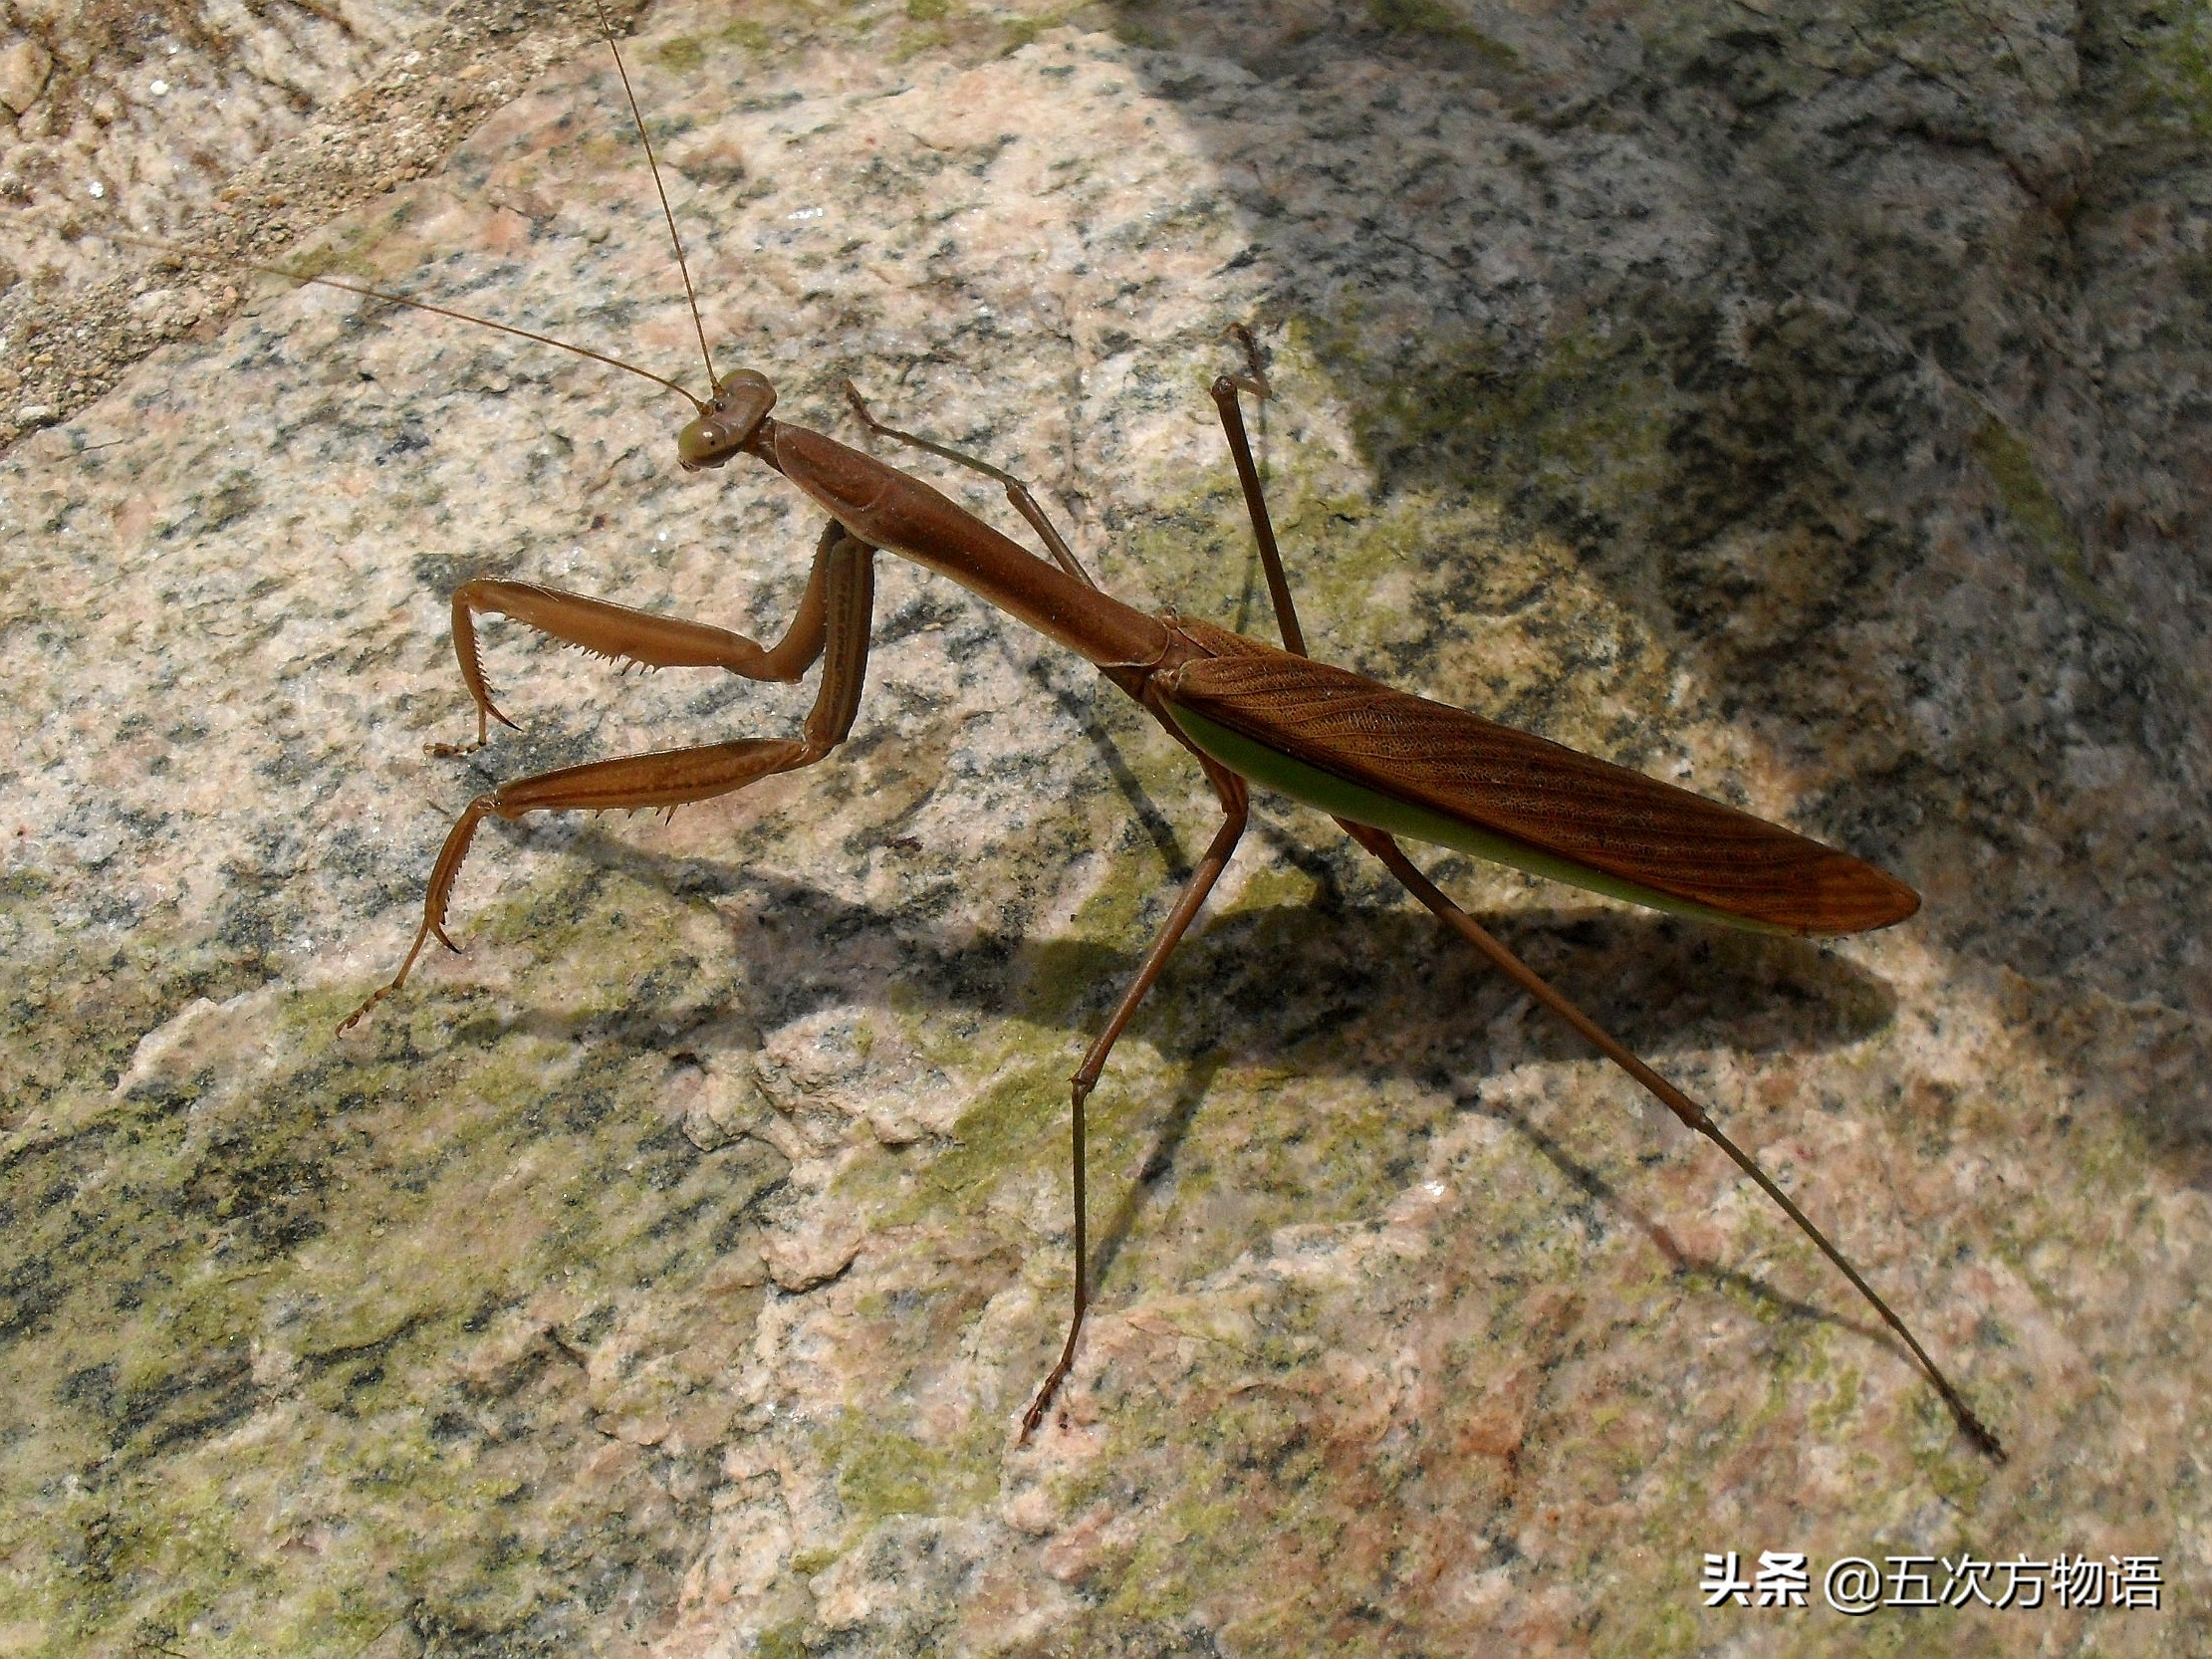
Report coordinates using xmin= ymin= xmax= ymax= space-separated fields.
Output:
xmin=1338 ymin=818 xmax=2005 ymax=1460
xmin=1205 ymin=338 xmax=2004 ymax=1459
xmin=1022 ymin=755 xmax=1251 ymax=1441
xmin=341 ymin=526 xmax=876 ymax=1033
xmin=1210 ymin=325 xmax=1310 ymax=659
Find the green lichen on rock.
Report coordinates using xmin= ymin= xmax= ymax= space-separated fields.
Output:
xmin=2099 ymin=0 xmax=2212 ymax=138
xmin=648 ymin=33 xmax=708 ymax=73
xmin=1363 ymin=0 xmax=1520 ymax=68
xmin=0 ymin=867 xmax=792 ymax=1653
xmin=824 ymin=1411 xmax=1000 ymax=1524
xmin=1968 ymin=415 xmax=2121 ymax=617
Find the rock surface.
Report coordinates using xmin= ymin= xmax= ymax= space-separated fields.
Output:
xmin=3 ymin=1 xmax=2209 ymax=1655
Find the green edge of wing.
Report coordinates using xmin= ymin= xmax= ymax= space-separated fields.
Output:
xmin=1165 ymin=701 xmax=1796 ymax=937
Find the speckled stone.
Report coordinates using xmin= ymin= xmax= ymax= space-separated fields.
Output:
xmin=4 ymin=2 xmax=2209 ymax=1656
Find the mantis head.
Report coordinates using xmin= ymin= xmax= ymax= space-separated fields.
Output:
xmin=679 ymin=369 xmax=778 ymax=471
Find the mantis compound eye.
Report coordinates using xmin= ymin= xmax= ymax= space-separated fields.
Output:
xmin=677 ymin=420 xmax=731 ymax=471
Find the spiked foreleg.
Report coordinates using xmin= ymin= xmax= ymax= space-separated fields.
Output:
xmin=341 ymin=527 xmax=876 ymax=1031
xmin=439 ymin=520 xmax=855 ymax=750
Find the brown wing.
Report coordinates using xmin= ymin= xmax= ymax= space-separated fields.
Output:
xmin=1162 ymin=618 xmax=1917 ymax=935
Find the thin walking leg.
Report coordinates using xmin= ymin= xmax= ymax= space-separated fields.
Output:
xmin=1338 ymin=818 xmax=2004 ymax=1460
xmin=1210 ymin=326 xmax=1306 ymax=657
xmin=1022 ymin=756 xmax=1251 ymax=1440
xmin=843 ymin=380 xmax=1097 ymax=590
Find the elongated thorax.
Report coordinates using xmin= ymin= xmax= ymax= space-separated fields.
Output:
xmin=753 ymin=418 xmax=1175 ymax=672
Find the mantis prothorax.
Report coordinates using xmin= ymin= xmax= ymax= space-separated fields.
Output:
xmin=217 ymin=14 xmax=2001 ymax=1458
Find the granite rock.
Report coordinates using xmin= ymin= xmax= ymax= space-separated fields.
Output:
xmin=3 ymin=1 xmax=2209 ymax=1655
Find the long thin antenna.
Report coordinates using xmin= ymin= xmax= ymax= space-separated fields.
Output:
xmin=103 ymin=230 xmax=706 ymax=411
xmin=594 ymin=1 xmax=719 ymax=391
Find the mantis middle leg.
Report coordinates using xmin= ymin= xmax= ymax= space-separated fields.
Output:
xmin=341 ymin=522 xmax=876 ymax=1032
xmin=837 ymin=383 xmax=1264 ymax=1437
xmin=1023 ymin=753 xmax=1250 ymax=1440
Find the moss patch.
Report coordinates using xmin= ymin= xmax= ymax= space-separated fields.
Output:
xmin=0 ymin=876 xmax=790 ymax=1654
xmin=1968 ymin=416 xmax=2121 ymax=618
xmin=1365 ymin=0 xmax=1520 ymax=68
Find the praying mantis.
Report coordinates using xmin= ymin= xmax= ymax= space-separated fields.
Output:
xmin=275 ymin=15 xmax=2003 ymax=1458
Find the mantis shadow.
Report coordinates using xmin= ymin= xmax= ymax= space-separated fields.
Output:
xmin=1089 ymin=0 xmax=2212 ymax=1171
xmin=484 ymin=826 xmax=1911 ymax=1351
xmin=529 ymin=822 xmax=1901 ymax=1073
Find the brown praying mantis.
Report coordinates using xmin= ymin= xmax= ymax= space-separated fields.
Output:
xmin=233 ymin=17 xmax=2004 ymax=1458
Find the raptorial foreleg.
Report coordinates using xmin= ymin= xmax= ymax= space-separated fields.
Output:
xmin=341 ymin=525 xmax=876 ymax=1031
xmin=434 ymin=520 xmax=858 ymax=751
